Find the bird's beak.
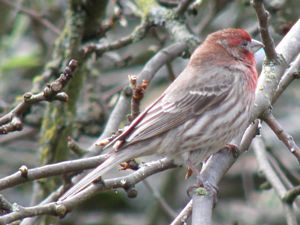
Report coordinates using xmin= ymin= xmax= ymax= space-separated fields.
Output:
xmin=250 ymin=39 xmax=264 ymax=53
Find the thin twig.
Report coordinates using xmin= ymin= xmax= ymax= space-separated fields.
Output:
xmin=196 ymin=0 xmax=216 ymax=35
xmin=264 ymin=113 xmax=300 ymax=163
xmin=170 ymin=200 xmax=192 ymax=225
xmin=283 ymin=185 xmax=300 ymax=204
xmin=67 ymin=136 xmax=88 ymax=157
xmin=143 ymin=180 xmax=177 ymax=219
xmin=83 ymin=21 xmax=151 ymax=58
xmin=0 ymin=194 xmax=13 ymax=214
xmin=0 ymin=126 xmax=36 ymax=144
xmin=273 ymin=53 xmax=300 ymax=103
xmin=252 ymin=0 xmax=277 ymax=61
xmin=0 ymin=158 xmax=177 ymax=224
xmin=252 ymin=138 xmax=297 ymax=225
xmin=0 ymin=155 xmax=107 ymax=191
xmin=0 ymin=60 xmax=78 ymax=134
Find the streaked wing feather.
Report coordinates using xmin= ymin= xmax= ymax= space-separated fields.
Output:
xmin=125 ymin=70 xmax=234 ymax=144
xmin=108 ymin=68 xmax=234 ymax=147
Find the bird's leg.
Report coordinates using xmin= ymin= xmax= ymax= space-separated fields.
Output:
xmin=186 ymin=158 xmax=219 ymax=206
xmin=185 ymin=159 xmax=201 ymax=179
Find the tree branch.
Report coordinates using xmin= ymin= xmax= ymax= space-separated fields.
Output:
xmin=252 ymin=0 xmax=277 ymax=61
xmin=83 ymin=21 xmax=151 ymax=58
xmin=264 ymin=113 xmax=300 ymax=163
xmin=170 ymin=200 xmax=192 ymax=225
xmin=252 ymin=138 xmax=297 ymax=225
xmin=0 ymin=60 xmax=78 ymax=134
xmin=283 ymin=185 xmax=300 ymax=204
xmin=0 ymin=155 xmax=106 ymax=191
xmin=272 ymin=53 xmax=300 ymax=103
xmin=0 ymin=158 xmax=177 ymax=224
xmin=253 ymin=19 xmax=300 ymax=119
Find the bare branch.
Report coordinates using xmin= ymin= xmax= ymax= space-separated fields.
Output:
xmin=252 ymin=0 xmax=277 ymax=61
xmin=273 ymin=53 xmax=300 ymax=103
xmin=0 ymin=202 xmax=65 ymax=224
xmin=170 ymin=200 xmax=192 ymax=225
xmin=264 ymin=113 xmax=300 ymax=163
xmin=0 ymin=60 xmax=78 ymax=134
xmin=83 ymin=21 xmax=151 ymax=57
xmin=143 ymin=180 xmax=177 ymax=219
xmin=67 ymin=136 xmax=88 ymax=157
xmin=0 ymin=194 xmax=13 ymax=214
xmin=0 ymin=158 xmax=177 ymax=224
xmin=253 ymin=19 xmax=300 ymax=119
xmin=252 ymin=138 xmax=297 ymax=225
xmin=0 ymin=155 xmax=106 ymax=191
xmin=283 ymin=186 xmax=300 ymax=204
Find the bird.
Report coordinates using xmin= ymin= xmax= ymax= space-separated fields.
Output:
xmin=59 ymin=28 xmax=264 ymax=201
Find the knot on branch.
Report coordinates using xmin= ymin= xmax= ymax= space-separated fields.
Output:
xmin=55 ymin=204 xmax=67 ymax=218
xmin=0 ymin=117 xmax=23 ymax=134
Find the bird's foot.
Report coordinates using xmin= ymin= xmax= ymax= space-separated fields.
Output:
xmin=187 ymin=177 xmax=219 ymax=207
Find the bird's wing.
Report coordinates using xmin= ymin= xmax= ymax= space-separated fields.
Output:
xmin=117 ymin=67 xmax=235 ymax=145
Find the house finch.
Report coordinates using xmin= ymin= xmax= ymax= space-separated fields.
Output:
xmin=59 ymin=28 xmax=263 ymax=201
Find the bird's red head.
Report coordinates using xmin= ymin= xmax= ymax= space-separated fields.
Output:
xmin=206 ymin=28 xmax=263 ymax=66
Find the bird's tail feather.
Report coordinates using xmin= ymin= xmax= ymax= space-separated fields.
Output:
xmin=58 ymin=149 xmax=135 ymax=201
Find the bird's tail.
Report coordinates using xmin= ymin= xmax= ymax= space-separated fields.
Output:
xmin=58 ymin=149 xmax=136 ymax=201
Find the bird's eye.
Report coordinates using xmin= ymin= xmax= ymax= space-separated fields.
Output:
xmin=241 ymin=40 xmax=248 ymax=47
